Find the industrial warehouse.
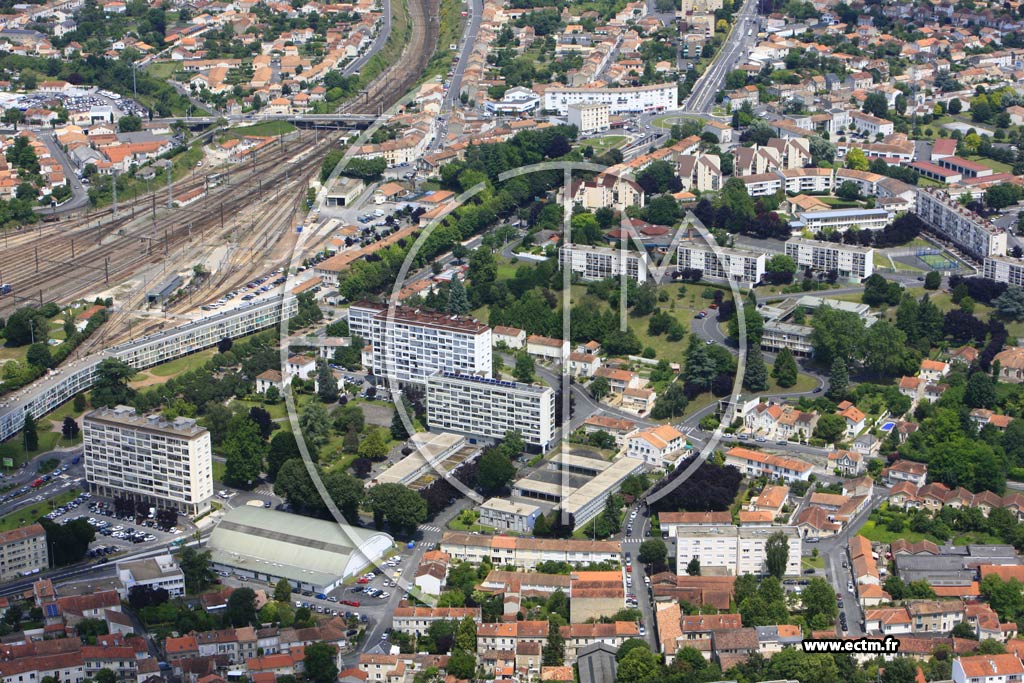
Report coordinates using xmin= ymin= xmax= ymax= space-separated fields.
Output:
xmin=207 ymin=507 xmax=394 ymax=594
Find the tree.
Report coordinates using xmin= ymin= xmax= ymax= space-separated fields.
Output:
xmin=40 ymin=517 xmax=94 ymax=565
xmin=589 ymin=376 xmax=611 ymax=400
xmin=985 ymin=183 xmax=1023 ymax=210
xmin=638 ymin=538 xmax=667 ymax=566
xmin=965 ymin=371 xmax=996 ymax=409
xmin=299 ymin=402 xmax=332 ymax=448
xmin=686 ymin=557 xmax=701 ymax=576
xmin=994 ymin=286 xmax=1024 ymax=320
xmin=316 ymin=361 xmax=339 ymax=403
xmin=176 ymin=546 xmax=216 ymax=594
xmin=651 ymin=381 xmax=688 ymax=419
xmin=845 ymin=148 xmax=869 ymax=171
xmin=446 ymin=276 xmax=470 ymax=315
xmin=223 ymin=414 xmax=269 ymax=489
xmin=226 ymin=587 xmax=258 ymax=626
xmin=743 ymin=347 xmax=769 ymax=392
xmin=267 ymin=431 xmax=300 ymax=480
xmin=478 ymin=447 xmax=516 ymax=493
xmin=765 ymin=254 xmax=797 ymax=284
xmin=924 ymin=270 xmax=942 ymax=290
xmin=26 ymin=343 xmax=52 ymax=369
xmin=863 ymin=92 xmax=887 ymax=117
xmin=542 ymin=619 xmax=564 ymax=666
xmin=826 ymin=358 xmax=849 ymax=401
xmin=836 ymin=180 xmax=862 ymax=200
xmin=357 ymin=426 xmax=390 ymax=460
xmin=514 ymin=350 xmax=535 ymax=383
xmin=274 ymin=578 xmax=292 ymax=603
xmin=366 ymin=483 xmax=427 ymax=533
xmin=18 ymin=412 xmax=39 ymax=452
xmin=304 ymin=643 xmax=339 ymax=683
xmin=616 ymin=646 xmax=662 ymax=683
xmin=118 ymin=114 xmax=142 ymax=133
xmin=91 ymin=358 xmax=136 ymax=407
xmin=814 ymin=414 xmax=848 ymax=444
xmin=94 ymin=670 xmax=117 ymax=683
xmin=61 ymin=416 xmax=80 ymax=440
xmin=801 ymin=577 xmax=838 ymax=628
xmin=764 ymin=531 xmax=789 ymax=579
xmin=880 ymin=657 xmax=920 ymax=683
xmin=772 ymin=348 xmax=798 ymax=388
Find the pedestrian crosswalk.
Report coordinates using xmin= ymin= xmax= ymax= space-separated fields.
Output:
xmin=254 ymin=484 xmax=274 ymax=496
xmin=621 ymin=538 xmax=643 ymax=544
xmin=418 ymin=525 xmax=442 ymax=534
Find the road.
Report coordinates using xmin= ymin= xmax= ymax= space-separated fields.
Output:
xmin=429 ymin=0 xmax=484 ymax=151
xmin=344 ymin=0 xmax=393 ymax=76
xmin=682 ymin=0 xmax=761 ymax=113
xmin=38 ymin=131 xmax=90 ymax=215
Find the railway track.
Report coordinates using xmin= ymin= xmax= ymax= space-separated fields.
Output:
xmin=0 ymin=0 xmax=440 ymax=333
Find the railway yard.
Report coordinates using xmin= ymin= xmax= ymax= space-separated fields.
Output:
xmin=0 ymin=0 xmax=440 ymax=351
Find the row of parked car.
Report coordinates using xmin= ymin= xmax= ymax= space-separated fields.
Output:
xmin=43 ymin=491 xmax=90 ymax=521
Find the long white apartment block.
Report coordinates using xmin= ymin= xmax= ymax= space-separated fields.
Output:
xmin=677 ymin=243 xmax=766 ymax=287
xmin=674 ymin=524 xmax=803 ymax=577
xmin=425 ymin=372 xmax=556 ymax=450
xmin=915 ymin=188 xmax=1007 ymax=259
xmin=0 ymin=296 xmax=297 ymax=442
xmin=983 ymin=255 xmax=1024 ymax=286
xmin=559 ymin=243 xmax=649 ymax=283
xmin=347 ymin=302 xmax=492 ymax=385
xmin=543 ymin=83 xmax=678 ymax=115
xmin=84 ymin=405 xmax=214 ymax=515
xmin=784 ymin=238 xmax=874 ymax=281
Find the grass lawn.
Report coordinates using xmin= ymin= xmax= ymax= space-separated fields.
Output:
xmin=966 ymin=155 xmax=1013 ymax=174
xmin=212 ymin=461 xmax=226 ymax=482
xmin=234 ymin=399 xmax=290 ymax=421
xmin=229 ymin=121 xmax=297 ymax=138
xmin=0 ymin=431 xmax=64 ymax=469
xmin=149 ymin=348 xmax=218 ymax=378
xmin=146 ymin=61 xmax=183 ymax=80
xmin=873 ymin=252 xmax=892 ymax=269
xmin=858 ymin=519 xmax=939 ymax=544
xmin=0 ymin=488 xmax=80 ymax=532
xmin=818 ymin=197 xmax=863 ymax=209
xmin=581 ymin=135 xmax=627 ymax=153
xmin=802 ymin=554 xmax=825 ymax=570
xmin=768 ymin=372 xmax=818 ymax=395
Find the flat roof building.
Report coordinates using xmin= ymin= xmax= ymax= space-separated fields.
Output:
xmin=559 ymin=243 xmax=649 ymax=283
xmin=208 ymin=507 xmax=393 ymax=593
xmin=347 ymin=302 xmax=492 ymax=385
xmin=791 ymin=208 xmax=891 ymax=232
xmin=426 ymin=371 xmax=556 ymax=451
xmin=116 ymin=554 xmax=185 ymax=598
xmin=0 ymin=524 xmax=48 ymax=583
xmin=675 ymin=524 xmax=803 ymax=577
xmin=84 ymin=405 xmax=214 ymax=516
xmin=677 ymin=244 xmax=766 ymax=287
xmin=915 ymin=188 xmax=1007 ymax=259
xmin=784 ymin=238 xmax=874 ymax=281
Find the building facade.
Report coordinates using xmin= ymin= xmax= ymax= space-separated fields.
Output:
xmin=559 ymin=244 xmax=649 ymax=283
xmin=915 ymin=188 xmax=1008 ymax=259
xmin=0 ymin=524 xmax=48 ymax=582
xmin=674 ymin=525 xmax=803 ymax=577
xmin=983 ymin=255 xmax=1024 ymax=286
xmin=543 ymin=83 xmax=678 ymax=115
xmin=677 ymin=244 xmax=766 ymax=287
xmin=567 ymin=103 xmax=611 ymax=134
xmin=347 ymin=302 xmax=492 ymax=385
xmin=784 ymin=238 xmax=874 ymax=280
xmin=425 ymin=372 xmax=556 ymax=450
xmin=83 ymin=406 xmax=214 ymax=515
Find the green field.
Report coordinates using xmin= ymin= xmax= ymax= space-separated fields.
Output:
xmin=0 ymin=431 xmax=63 ymax=469
xmin=581 ymin=135 xmax=627 ymax=153
xmin=146 ymin=61 xmax=183 ymax=80
xmin=148 ymin=348 xmax=218 ymax=378
xmin=213 ymin=460 xmax=226 ymax=482
xmin=0 ymin=488 xmax=80 ymax=532
xmin=229 ymin=121 xmax=297 ymax=138
xmin=966 ymin=155 xmax=1014 ymax=174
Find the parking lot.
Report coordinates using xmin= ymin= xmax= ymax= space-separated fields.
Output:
xmin=201 ymin=269 xmax=287 ymax=311
xmin=45 ymin=493 xmax=190 ymax=561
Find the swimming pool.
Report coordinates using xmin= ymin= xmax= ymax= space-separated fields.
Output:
xmin=880 ymin=422 xmax=895 ymax=431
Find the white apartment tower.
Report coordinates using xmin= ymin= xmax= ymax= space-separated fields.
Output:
xmin=559 ymin=244 xmax=649 ymax=283
xmin=915 ymin=188 xmax=1007 ymax=259
xmin=347 ymin=302 xmax=492 ymax=385
xmin=83 ymin=406 xmax=214 ymax=515
xmin=425 ymin=372 xmax=556 ymax=450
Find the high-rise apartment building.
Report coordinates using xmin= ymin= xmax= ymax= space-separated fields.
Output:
xmin=425 ymin=372 xmax=556 ymax=450
xmin=559 ymin=244 xmax=649 ymax=283
xmin=83 ymin=406 xmax=214 ymax=515
xmin=347 ymin=302 xmax=492 ymax=385
xmin=0 ymin=524 xmax=48 ymax=582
